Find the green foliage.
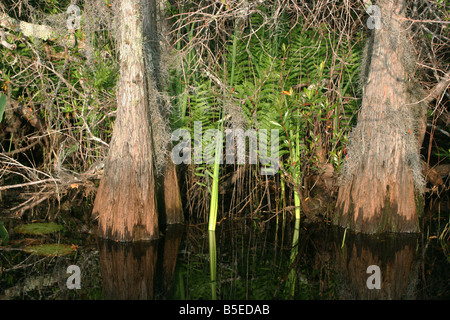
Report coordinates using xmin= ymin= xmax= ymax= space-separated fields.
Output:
xmin=0 ymin=93 xmax=6 ymax=123
xmin=434 ymin=146 xmax=450 ymax=159
xmin=0 ymin=1 xmax=118 ymax=174
xmin=169 ymin=9 xmax=362 ymax=219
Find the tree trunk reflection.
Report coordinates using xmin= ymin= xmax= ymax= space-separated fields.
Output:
xmin=332 ymin=229 xmax=420 ymax=299
xmin=98 ymin=225 xmax=184 ymax=299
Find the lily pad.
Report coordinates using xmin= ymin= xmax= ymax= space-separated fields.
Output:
xmin=25 ymin=244 xmax=74 ymax=256
xmin=15 ymin=222 xmax=63 ymax=235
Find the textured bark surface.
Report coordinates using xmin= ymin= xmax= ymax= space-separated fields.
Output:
xmin=162 ymin=159 xmax=184 ymax=224
xmin=335 ymin=0 xmax=424 ymax=233
xmin=143 ymin=0 xmax=184 ymax=225
xmin=93 ymin=0 xmax=159 ymax=241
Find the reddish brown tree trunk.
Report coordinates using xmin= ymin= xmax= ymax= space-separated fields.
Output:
xmin=335 ymin=0 xmax=426 ymax=233
xmin=93 ymin=0 xmax=159 ymax=241
xmin=162 ymin=158 xmax=184 ymax=224
xmin=146 ymin=0 xmax=184 ymax=226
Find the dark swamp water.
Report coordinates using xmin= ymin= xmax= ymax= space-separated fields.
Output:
xmin=0 ymin=202 xmax=449 ymax=300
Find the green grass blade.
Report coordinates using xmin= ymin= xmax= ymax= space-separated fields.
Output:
xmin=0 ymin=222 xmax=9 ymax=246
xmin=0 ymin=93 xmax=6 ymax=123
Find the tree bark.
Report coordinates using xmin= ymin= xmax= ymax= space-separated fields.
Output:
xmin=334 ymin=0 xmax=426 ymax=233
xmin=143 ymin=0 xmax=184 ymax=225
xmin=162 ymin=158 xmax=184 ymax=224
xmin=93 ymin=0 xmax=159 ymax=241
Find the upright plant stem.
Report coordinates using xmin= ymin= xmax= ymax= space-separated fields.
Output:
xmin=288 ymin=218 xmax=300 ymax=297
xmin=294 ymin=101 xmax=302 ymax=221
xmin=208 ymin=231 xmax=217 ymax=299
xmin=208 ymin=139 xmax=221 ymax=231
xmin=290 ymin=107 xmax=301 ymax=221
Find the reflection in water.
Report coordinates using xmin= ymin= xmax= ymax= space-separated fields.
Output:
xmin=173 ymin=219 xmax=444 ymax=300
xmin=330 ymin=229 xmax=420 ymax=299
xmin=209 ymin=231 xmax=217 ymax=300
xmin=1 ymin=213 xmax=448 ymax=299
xmin=170 ymin=218 xmax=448 ymax=300
xmin=98 ymin=224 xmax=183 ymax=300
xmin=98 ymin=240 xmax=158 ymax=299
xmin=160 ymin=224 xmax=184 ymax=295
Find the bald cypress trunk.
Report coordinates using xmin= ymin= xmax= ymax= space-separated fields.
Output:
xmin=162 ymin=158 xmax=184 ymax=224
xmin=334 ymin=0 xmax=426 ymax=233
xmin=144 ymin=0 xmax=184 ymax=225
xmin=93 ymin=0 xmax=159 ymax=241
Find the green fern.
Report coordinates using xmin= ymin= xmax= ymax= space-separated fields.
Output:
xmin=169 ymin=8 xmax=363 ymax=219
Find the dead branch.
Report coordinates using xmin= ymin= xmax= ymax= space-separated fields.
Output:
xmin=0 ymin=11 xmax=76 ymax=47
xmin=0 ymin=27 xmax=15 ymax=49
xmin=1 ymin=161 xmax=103 ymax=217
xmin=2 ymin=138 xmax=40 ymax=156
xmin=8 ymin=193 xmax=52 ymax=219
xmin=0 ymin=178 xmax=60 ymax=191
xmin=40 ymin=64 xmax=85 ymax=98
xmin=424 ymin=75 xmax=450 ymax=104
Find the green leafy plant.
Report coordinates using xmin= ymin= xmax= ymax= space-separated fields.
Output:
xmin=169 ymin=7 xmax=362 ymax=223
xmin=0 ymin=93 xmax=6 ymax=123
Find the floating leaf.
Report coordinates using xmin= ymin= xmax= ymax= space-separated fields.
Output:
xmin=25 ymin=244 xmax=74 ymax=256
xmin=15 ymin=222 xmax=63 ymax=235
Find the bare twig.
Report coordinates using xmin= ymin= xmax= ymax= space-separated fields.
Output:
xmin=0 ymin=28 xmax=15 ymax=49
xmin=40 ymin=64 xmax=85 ymax=98
xmin=0 ymin=178 xmax=60 ymax=191
xmin=2 ymin=139 xmax=40 ymax=156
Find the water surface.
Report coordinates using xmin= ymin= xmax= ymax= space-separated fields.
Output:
xmin=0 ymin=212 xmax=448 ymax=300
